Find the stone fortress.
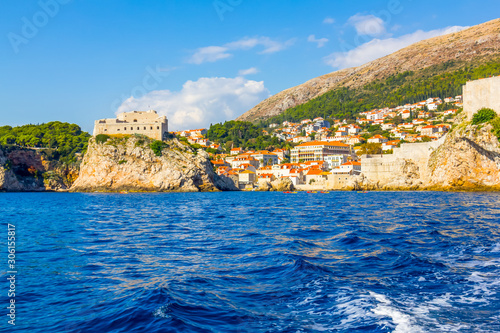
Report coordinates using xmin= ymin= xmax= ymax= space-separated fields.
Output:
xmin=463 ymin=76 xmax=500 ymax=119
xmin=93 ymin=110 xmax=168 ymax=140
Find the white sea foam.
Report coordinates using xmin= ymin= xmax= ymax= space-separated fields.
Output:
xmin=152 ymin=305 xmax=170 ymax=318
xmin=491 ymin=243 xmax=500 ymax=253
xmin=427 ymin=293 xmax=452 ymax=307
xmin=369 ymin=292 xmax=424 ymax=333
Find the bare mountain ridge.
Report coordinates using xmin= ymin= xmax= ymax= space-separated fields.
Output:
xmin=237 ymin=18 xmax=500 ymax=122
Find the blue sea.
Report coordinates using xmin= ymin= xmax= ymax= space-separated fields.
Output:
xmin=1 ymin=191 xmax=500 ymax=332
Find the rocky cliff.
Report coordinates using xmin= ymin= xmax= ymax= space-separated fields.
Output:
xmin=428 ymin=122 xmax=500 ymax=189
xmin=0 ymin=147 xmax=77 ymax=191
xmin=345 ymin=116 xmax=500 ymax=191
xmin=238 ymin=18 xmax=500 ymax=122
xmin=70 ymin=136 xmax=237 ymax=192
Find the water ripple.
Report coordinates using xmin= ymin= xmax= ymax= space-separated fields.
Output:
xmin=0 ymin=191 xmax=499 ymax=332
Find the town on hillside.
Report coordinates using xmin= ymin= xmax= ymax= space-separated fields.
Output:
xmin=173 ymin=95 xmax=463 ymax=190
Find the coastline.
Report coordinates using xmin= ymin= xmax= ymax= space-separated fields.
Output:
xmin=3 ymin=184 xmax=500 ymax=193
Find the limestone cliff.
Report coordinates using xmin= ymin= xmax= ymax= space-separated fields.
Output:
xmin=70 ymin=136 xmax=237 ymax=192
xmin=0 ymin=147 xmax=77 ymax=191
xmin=238 ymin=18 xmax=500 ymax=122
xmin=257 ymin=178 xmax=294 ymax=192
xmin=356 ymin=117 xmax=500 ymax=191
xmin=428 ymin=122 xmax=500 ymax=189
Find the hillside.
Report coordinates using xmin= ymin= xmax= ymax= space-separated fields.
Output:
xmin=237 ymin=18 xmax=500 ymax=122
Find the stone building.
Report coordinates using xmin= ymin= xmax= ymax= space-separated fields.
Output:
xmin=93 ymin=110 xmax=168 ymax=140
xmin=290 ymin=141 xmax=351 ymax=163
xmin=463 ymin=76 xmax=500 ymax=119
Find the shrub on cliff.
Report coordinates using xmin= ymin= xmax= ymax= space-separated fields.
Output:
xmin=490 ymin=117 xmax=500 ymax=140
xmin=95 ymin=134 xmax=110 ymax=144
xmin=150 ymin=140 xmax=167 ymax=156
xmin=472 ymin=108 xmax=497 ymax=125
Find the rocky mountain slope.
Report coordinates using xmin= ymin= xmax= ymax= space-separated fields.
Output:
xmin=70 ymin=136 xmax=237 ymax=192
xmin=238 ymin=18 xmax=500 ymax=122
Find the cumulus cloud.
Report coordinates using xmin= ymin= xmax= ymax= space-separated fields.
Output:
xmin=238 ymin=67 xmax=259 ymax=76
xmin=116 ymin=77 xmax=270 ymax=130
xmin=323 ymin=17 xmax=335 ymax=24
xmin=189 ymin=36 xmax=295 ymax=64
xmin=348 ymin=14 xmax=386 ymax=36
xmin=324 ymin=26 xmax=468 ymax=69
xmin=308 ymin=34 xmax=329 ymax=48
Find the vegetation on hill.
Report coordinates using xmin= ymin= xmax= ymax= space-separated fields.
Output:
xmin=0 ymin=122 xmax=90 ymax=165
xmin=206 ymin=120 xmax=292 ymax=152
xmin=262 ymin=59 xmax=500 ymax=125
xmin=472 ymin=108 xmax=497 ymax=125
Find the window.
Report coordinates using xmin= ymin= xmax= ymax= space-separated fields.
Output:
xmin=117 ymin=129 xmax=120 ymax=131
xmin=157 ymin=126 xmax=159 ymax=130
xmin=124 ymin=127 xmax=127 ymax=130
xmin=133 ymin=119 xmax=137 ymax=122
xmin=104 ymin=129 xmax=107 ymax=131
xmin=137 ymin=127 xmax=140 ymax=130
xmin=144 ymin=127 xmax=146 ymax=130
xmin=150 ymin=126 xmax=153 ymax=130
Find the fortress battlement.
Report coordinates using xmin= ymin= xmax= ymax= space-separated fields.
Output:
xmin=93 ymin=110 xmax=168 ymax=141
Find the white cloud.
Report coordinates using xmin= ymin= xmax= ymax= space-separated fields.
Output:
xmin=348 ymin=14 xmax=386 ymax=36
xmin=308 ymin=34 xmax=329 ymax=48
xmin=116 ymin=77 xmax=270 ymax=130
xmin=324 ymin=26 xmax=468 ymax=69
xmin=323 ymin=17 xmax=335 ymax=24
xmin=188 ymin=46 xmax=231 ymax=65
xmin=238 ymin=67 xmax=259 ymax=76
xmin=189 ymin=36 xmax=295 ymax=64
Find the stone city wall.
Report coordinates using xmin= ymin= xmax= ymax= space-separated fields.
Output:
xmin=463 ymin=76 xmax=500 ymax=120
xmin=361 ymin=136 xmax=446 ymax=184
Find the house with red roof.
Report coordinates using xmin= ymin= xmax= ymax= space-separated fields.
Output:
xmin=382 ymin=140 xmax=400 ymax=151
xmin=421 ymin=125 xmax=438 ymax=137
xmin=230 ymin=147 xmax=243 ymax=155
xmin=331 ymin=161 xmax=361 ymax=175
xmin=367 ymin=135 xmax=388 ymax=144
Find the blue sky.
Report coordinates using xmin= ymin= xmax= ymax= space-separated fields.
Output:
xmin=0 ymin=0 xmax=498 ymax=132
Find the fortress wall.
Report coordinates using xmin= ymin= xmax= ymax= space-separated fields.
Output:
xmin=464 ymin=76 xmax=500 ymax=120
xmin=93 ymin=120 xmax=168 ymax=141
xmin=93 ymin=110 xmax=168 ymax=141
xmin=361 ymin=154 xmax=401 ymax=184
xmin=361 ymin=136 xmax=446 ymax=184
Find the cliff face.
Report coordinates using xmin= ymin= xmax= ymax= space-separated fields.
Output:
xmin=0 ymin=147 xmax=77 ymax=191
xmin=428 ymin=123 xmax=500 ymax=188
xmin=355 ymin=117 xmax=500 ymax=191
xmin=70 ymin=136 xmax=237 ymax=192
xmin=238 ymin=18 xmax=500 ymax=122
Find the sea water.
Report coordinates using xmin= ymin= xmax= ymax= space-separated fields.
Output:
xmin=1 ymin=191 xmax=499 ymax=332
